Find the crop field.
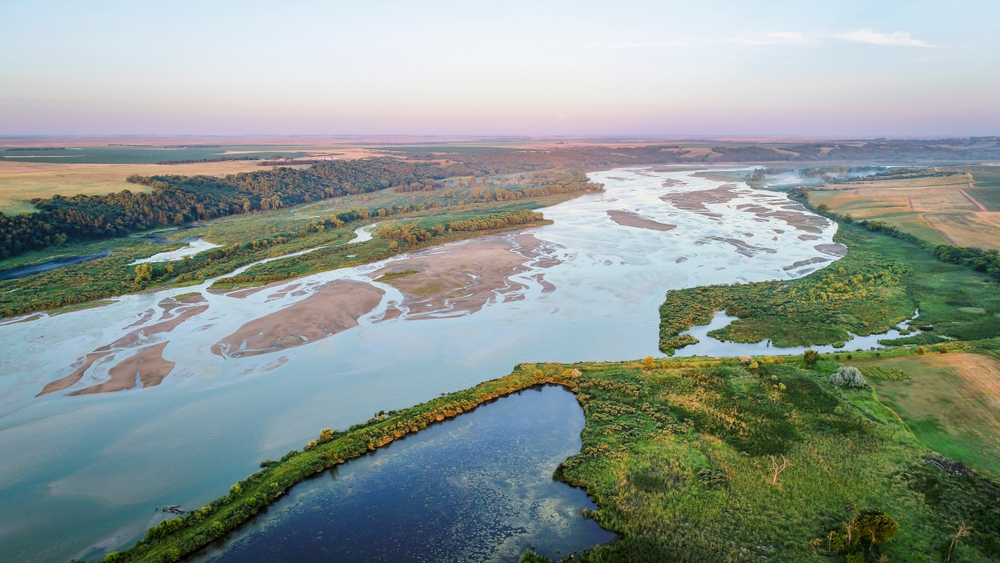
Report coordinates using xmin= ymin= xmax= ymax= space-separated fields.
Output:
xmin=859 ymin=353 xmax=1000 ymax=476
xmin=807 ymin=172 xmax=1000 ymax=248
xmin=923 ymin=212 xmax=1000 ymax=248
xmin=0 ymin=161 xmax=291 ymax=214
xmin=967 ymin=187 xmax=1000 ymax=212
xmin=954 ymin=165 xmax=1000 ymax=188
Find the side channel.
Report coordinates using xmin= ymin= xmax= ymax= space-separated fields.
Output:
xmin=188 ymin=386 xmax=614 ymax=562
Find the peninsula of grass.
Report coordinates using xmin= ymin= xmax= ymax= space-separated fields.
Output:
xmin=94 ymin=351 xmax=1000 ymax=563
xmin=373 ymin=269 xmax=419 ymax=282
xmin=658 ymin=219 xmax=1000 ymax=354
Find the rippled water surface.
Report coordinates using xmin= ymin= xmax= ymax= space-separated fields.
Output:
xmin=0 ymin=168 xmax=847 ymax=562
xmin=190 ymin=386 xmax=613 ymax=563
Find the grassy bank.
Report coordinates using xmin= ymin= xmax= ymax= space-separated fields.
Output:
xmin=94 ymin=353 xmax=1000 ymax=563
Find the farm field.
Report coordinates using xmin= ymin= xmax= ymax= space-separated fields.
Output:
xmin=0 ymin=161 xmax=302 ymax=215
xmin=807 ymin=170 xmax=1000 ymax=248
xmin=857 ymin=353 xmax=1000 ymax=476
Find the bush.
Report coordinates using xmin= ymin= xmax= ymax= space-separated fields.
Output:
xmin=830 ymin=366 xmax=867 ymax=388
xmin=803 ymin=349 xmax=820 ymax=365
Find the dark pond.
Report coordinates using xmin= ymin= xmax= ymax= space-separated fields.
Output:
xmin=0 ymin=250 xmax=113 ymax=281
xmin=189 ymin=386 xmax=613 ymax=563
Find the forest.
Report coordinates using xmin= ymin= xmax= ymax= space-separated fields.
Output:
xmin=0 ymin=159 xmax=450 ymax=260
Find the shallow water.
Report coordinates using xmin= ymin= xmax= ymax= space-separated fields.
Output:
xmin=0 ymin=250 xmax=114 ymax=281
xmin=0 ymin=167 xmax=847 ymax=562
xmin=130 ymin=239 xmax=223 ymax=265
xmin=189 ymin=386 xmax=613 ymax=563
xmin=674 ymin=310 xmax=920 ymax=357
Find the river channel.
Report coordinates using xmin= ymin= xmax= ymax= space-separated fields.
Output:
xmin=0 ymin=167 xmax=856 ymax=562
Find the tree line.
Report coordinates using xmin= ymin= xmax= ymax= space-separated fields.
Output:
xmin=0 ymin=159 xmax=450 ymax=260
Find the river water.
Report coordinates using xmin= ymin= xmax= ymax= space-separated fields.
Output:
xmin=0 ymin=167 xmax=858 ymax=562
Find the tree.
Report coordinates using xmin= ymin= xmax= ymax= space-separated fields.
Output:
xmin=803 ymin=349 xmax=819 ymax=365
xmin=770 ymin=454 xmax=791 ymax=485
xmin=946 ymin=522 xmax=972 ymax=562
xmin=134 ymin=264 xmax=153 ymax=283
xmin=642 ymin=356 xmax=655 ymax=370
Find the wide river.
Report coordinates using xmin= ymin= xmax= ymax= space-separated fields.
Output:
xmin=0 ymin=168 xmax=849 ymax=562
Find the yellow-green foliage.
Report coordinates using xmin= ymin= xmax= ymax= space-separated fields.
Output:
xmin=549 ymin=360 xmax=1000 ymax=563
xmin=103 ymin=353 xmax=1000 ymax=563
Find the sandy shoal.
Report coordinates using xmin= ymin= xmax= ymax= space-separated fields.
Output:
xmin=660 ymin=184 xmax=740 ymax=217
xmin=212 ymin=280 xmax=384 ymax=358
xmin=40 ymin=298 xmax=208 ymax=397
xmin=37 ymin=351 xmax=112 ymax=397
xmin=68 ymin=342 xmax=174 ymax=395
xmin=98 ymin=301 xmax=209 ymax=351
xmin=606 ymin=210 xmax=676 ymax=232
xmin=369 ymin=233 xmax=556 ymax=320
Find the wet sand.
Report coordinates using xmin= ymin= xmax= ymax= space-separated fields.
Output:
xmin=37 ymin=352 xmax=111 ymax=396
xmin=660 ymin=183 xmax=740 ymax=217
xmin=212 ymin=280 xmax=384 ymax=358
xmin=606 ymin=210 xmax=676 ymax=232
xmin=39 ymin=298 xmax=208 ymax=396
xmin=369 ymin=233 xmax=557 ymax=320
xmin=68 ymin=342 xmax=175 ymax=395
xmin=99 ymin=301 xmax=209 ymax=351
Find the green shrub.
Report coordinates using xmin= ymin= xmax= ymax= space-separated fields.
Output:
xmin=830 ymin=366 xmax=867 ymax=388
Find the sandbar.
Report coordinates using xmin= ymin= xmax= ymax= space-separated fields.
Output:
xmin=369 ymin=233 xmax=556 ymax=320
xmin=212 ymin=280 xmax=384 ymax=358
xmin=606 ymin=210 xmax=676 ymax=232
xmin=68 ymin=342 xmax=174 ymax=395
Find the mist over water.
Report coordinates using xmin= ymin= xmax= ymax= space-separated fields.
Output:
xmin=0 ymin=167 xmax=844 ymax=562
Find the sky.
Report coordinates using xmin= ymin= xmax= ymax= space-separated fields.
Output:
xmin=2 ymin=0 xmax=999 ymax=137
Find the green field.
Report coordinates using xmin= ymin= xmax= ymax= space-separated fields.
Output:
xmin=968 ymin=187 xmax=1000 ymax=212
xmin=858 ymin=353 xmax=1000 ymax=476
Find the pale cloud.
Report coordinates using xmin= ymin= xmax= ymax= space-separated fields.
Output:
xmin=833 ymin=29 xmax=930 ymax=47
xmin=730 ymin=32 xmax=811 ymax=46
xmin=596 ymin=41 xmax=694 ymax=48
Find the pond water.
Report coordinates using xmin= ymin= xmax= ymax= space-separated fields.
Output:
xmin=189 ymin=386 xmax=613 ymax=563
xmin=0 ymin=250 xmax=114 ymax=281
xmin=0 ymin=167 xmax=851 ymax=563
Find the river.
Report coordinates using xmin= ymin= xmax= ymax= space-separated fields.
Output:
xmin=0 ymin=167 xmax=852 ymax=562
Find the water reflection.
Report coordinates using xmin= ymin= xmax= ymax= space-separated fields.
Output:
xmin=190 ymin=386 xmax=613 ymax=563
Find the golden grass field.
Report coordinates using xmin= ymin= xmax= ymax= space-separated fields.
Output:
xmin=0 ymin=160 xmax=307 ymax=214
xmin=859 ymin=352 xmax=1000 ymax=475
xmin=808 ymin=169 xmax=1000 ymax=248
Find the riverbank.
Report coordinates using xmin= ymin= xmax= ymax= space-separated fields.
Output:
xmin=98 ymin=343 xmax=1000 ymax=563
xmin=98 ymin=366 xmax=586 ymax=563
